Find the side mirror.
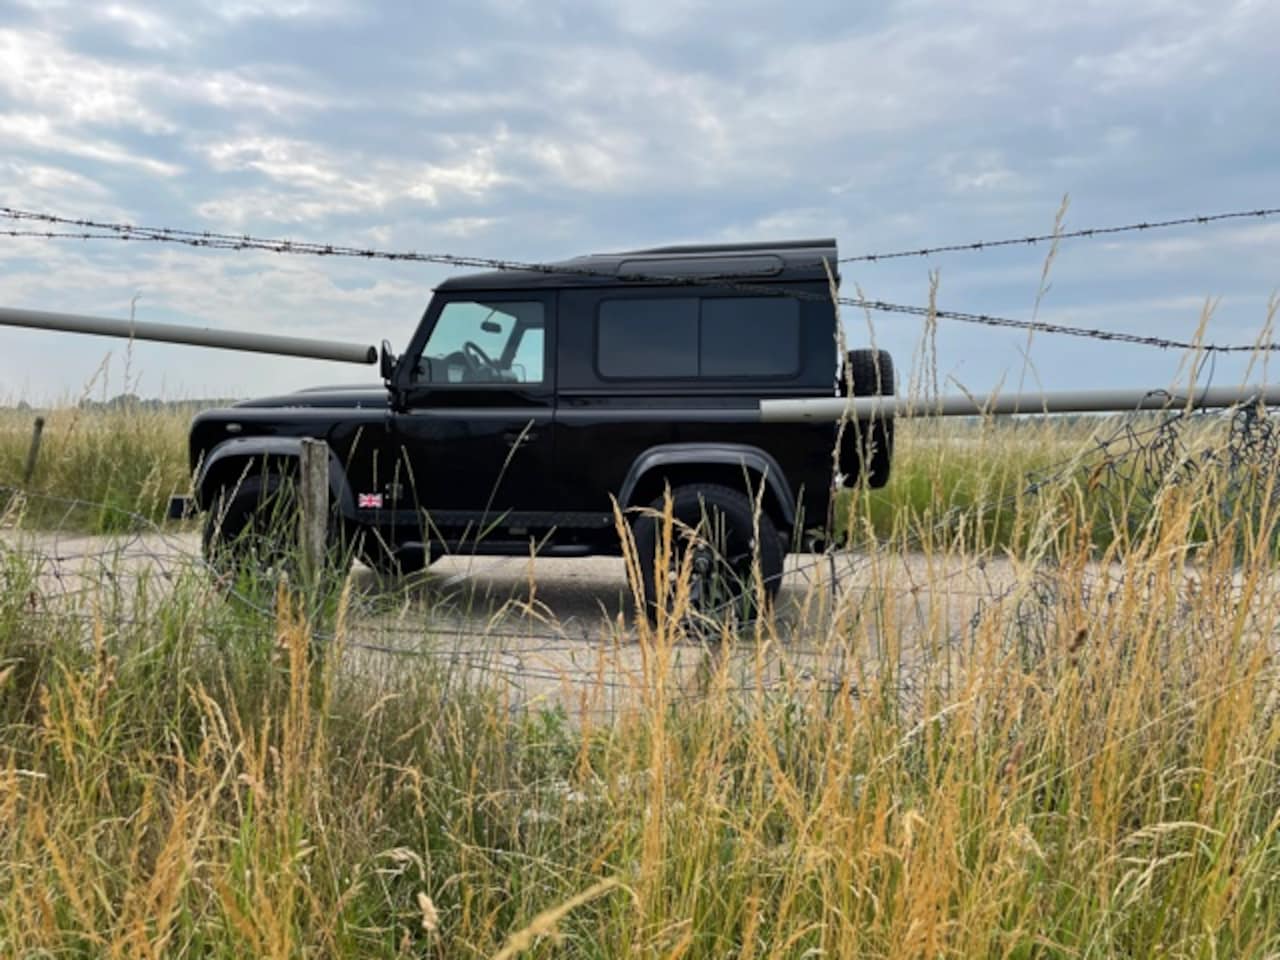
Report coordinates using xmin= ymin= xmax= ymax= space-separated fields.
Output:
xmin=380 ymin=340 xmax=397 ymax=382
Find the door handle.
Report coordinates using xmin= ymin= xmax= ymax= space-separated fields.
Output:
xmin=503 ymin=430 xmax=539 ymax=447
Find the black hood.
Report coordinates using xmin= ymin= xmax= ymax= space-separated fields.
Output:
xmin=233 ymin=383 xmax=388 ymax=409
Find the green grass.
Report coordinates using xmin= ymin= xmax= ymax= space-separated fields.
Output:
xmin=841 ymin=416 xmax=1086 ymax=548
xmin=839 ymin=412 xmax=1256 ymax=555
xmin=1 ymin=402 xmax=1236 ymax=554
xmin=3 ymin=417 xmax=1280 ymax=955
xmin=0 ymin=405 xmax=193 ymax=532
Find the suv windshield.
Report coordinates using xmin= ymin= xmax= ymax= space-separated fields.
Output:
xmin=411 ymin=300 xmax=544 ymax=385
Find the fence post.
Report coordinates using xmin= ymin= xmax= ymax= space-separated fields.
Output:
xmin=298 ymin=438 xmax=329 ymax=585
xmin=23 ymin=416 xmax=45 ymax=487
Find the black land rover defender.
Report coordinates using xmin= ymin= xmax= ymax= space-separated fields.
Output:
xmin=183 ymin=239 xmax=894 ymax=615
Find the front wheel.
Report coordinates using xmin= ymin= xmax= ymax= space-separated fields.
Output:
xmin=203 ymin=474 xmax=350 ymax=582
xmin=632 ymin=483 xmax=784 ymax=627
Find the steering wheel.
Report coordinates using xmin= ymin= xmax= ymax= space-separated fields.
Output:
xmin=462 ymin=340 xmax=497 ymax=375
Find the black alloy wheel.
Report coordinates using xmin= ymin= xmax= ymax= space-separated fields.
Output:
xmin=632 ymin=482 xmax=784 ymax=628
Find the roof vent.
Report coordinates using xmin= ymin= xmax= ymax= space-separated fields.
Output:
xmin=615 ymin=254 xmax=784 ymax=280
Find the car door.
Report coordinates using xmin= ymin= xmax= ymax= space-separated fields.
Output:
xmin=388 ymin=292 xmax=556 ymax=538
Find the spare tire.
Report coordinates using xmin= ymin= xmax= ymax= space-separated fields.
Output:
xmin=843 ymin=349 xmax=895 ymax=488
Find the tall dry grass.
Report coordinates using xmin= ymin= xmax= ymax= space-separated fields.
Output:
xmin=2 ymin=403 xmax=1279 ymax=956
xmin=0 ymin=404 xmax=192 ymax=531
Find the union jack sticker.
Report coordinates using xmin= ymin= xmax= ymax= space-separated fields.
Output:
xmin=358 ymin=493 xmax=384 ymax=509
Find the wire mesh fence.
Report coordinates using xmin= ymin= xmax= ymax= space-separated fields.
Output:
xmin=5 ymin=402 xmax=1279 ymax=724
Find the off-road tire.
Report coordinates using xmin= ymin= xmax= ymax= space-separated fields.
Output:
xmin=632 ymin=482 xmax=784 ymax=626
xmin=845 ymin=348 xmax=895 ymax=488
xmin=203 ymin=474 xmax=350 ymax=581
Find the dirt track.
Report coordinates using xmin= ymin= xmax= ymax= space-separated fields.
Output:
xmin=2 ymin=529 xmax=1097 ymax=715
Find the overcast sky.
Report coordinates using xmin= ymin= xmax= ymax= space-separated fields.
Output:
xmin=0 ymin=0 xmax=1277 ymax=401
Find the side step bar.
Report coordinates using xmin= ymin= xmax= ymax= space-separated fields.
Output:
xmin=394 ymin=541 xmax=594 ymax=561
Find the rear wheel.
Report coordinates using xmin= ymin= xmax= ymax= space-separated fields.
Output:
xmin=632 ymin=483 xmax=784 ymax=627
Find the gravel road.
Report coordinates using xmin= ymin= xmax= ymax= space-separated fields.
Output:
xmin=1 ymin=528 xmax=1117 ymax=716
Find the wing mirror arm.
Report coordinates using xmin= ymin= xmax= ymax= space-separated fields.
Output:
xmin=381 ymin=340 xmax=407 ymax=411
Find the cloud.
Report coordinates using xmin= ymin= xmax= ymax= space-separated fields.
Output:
xmin=178 ymin=70 xmax=335 ymax=116
xmin=204 ymin=136 xmax=353 ymax=190
xmin=194 ymin=190 xmax=377 ymax=225
xmin=0 ymin=26 xmax=332 ymax=139
xmin=934 ymin=152 xmax=1028 ymax=195
xmin=93 ymin=3 xmax=192 ymax=50
xmin=201 ymin=0 xmax=357 ymax=22
xmin=610 ymin=0 xmax=710 ymax=37
xmin=0 ymin=113 xmax=183 ymax=176
xmin=719 ymin=207 xmax=850 ymax=244
xmin=1070 ymin=0 xmax=1278 ymax=94
xmin=1093 ymin=223 xmax=1280 ymax=275
xmin=194 ymin=133 xmax=510 ymax=223
xmin=0 ymin=28 xmax=175 ymax=132
xmin=413 ymin=142 xmax=511 ymax=200
xmin=0 ymin=161 xmax=123 ymax=222
xmin=0 ymin=0 xmax=1275 ymax=398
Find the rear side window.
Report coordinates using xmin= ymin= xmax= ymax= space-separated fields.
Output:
xmin=596 ymin=296 xmax=800 ymax=380
xmin=701 ymin=298 xmax=800 ymax=377
xmin=597 ymin=299 xmax=698 ymax=378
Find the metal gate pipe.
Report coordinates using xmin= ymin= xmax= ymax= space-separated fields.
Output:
xmin=759 ymin=385 xmax=1280 ymax=422
xmin=0 ymin=305 xmax=377 ymax=364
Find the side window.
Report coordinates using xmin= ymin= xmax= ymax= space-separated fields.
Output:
xmin=700 ymin=298 xmax=800 ymax=377
xmin=595 ymin=296 xmax=800 ymax=380
xmin=509 ymin=327 xmax=544 ymax=382
xmin=597 ymin=299 xmax=698 ymax=378
xmin=411 ymin=300 xmax=545 ymax=385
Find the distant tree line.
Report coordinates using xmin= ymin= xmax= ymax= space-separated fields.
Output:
xmin=2 ymin=395 xmax=237 ymax=412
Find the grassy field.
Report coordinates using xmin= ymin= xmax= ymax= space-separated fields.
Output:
xmin=3 ymin=403 xmax=1280 ymax=956
xmin=0 ymin=405 xmax=192 ymax=531
xmin=846 ymin=411 xmax=1256 ymax=553
xmin=0 ymin=402 xmax=1223 ymax=548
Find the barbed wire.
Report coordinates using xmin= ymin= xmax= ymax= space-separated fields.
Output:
xmin=6 ymin=203 xmax=1277 ymax=268
xmin=837 ymin=206 xmax=1280 ymax=263
xmin=834 ymin=299 xmax=1273 ymax=352
xmin=3 ymin=206 xmax=1277 ymax=353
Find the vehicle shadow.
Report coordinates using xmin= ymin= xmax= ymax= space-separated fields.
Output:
xmin=350 ymin=555 xmax=633 ymax=631
xmin=348 ymin=553 xmax=821 ymax=638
